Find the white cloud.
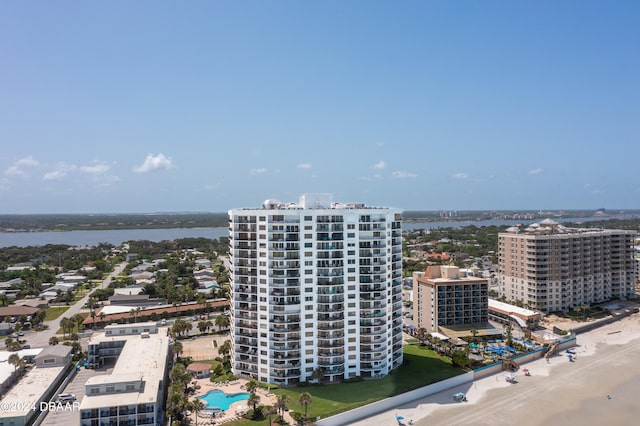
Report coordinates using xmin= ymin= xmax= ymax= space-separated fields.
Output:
xmin=451 ymin=172 xmax=469 ymax=180
xmin=4 ymin=166 xmax=26 ymax=177
xmin=204 ymin=182 xmax=222 ymax=191
xmin=133 ymin=153 xmax=175 ymax=173
xmin=392 ymin=171 xmax=417 ymax=179
xmin=81 ymin=163 xmax=110 ymax=174
xmin=372 ymin=161 xmax=386 ymax=170
xmin=249 ymin=168 xmax=268 ymax=176
xmin=4 ymin=156 xmax=39 ymax=177
xmin=528 ymin=168 xmax=544 ymax=175
xmin=297 ymin=163 xmax=312 ymax=169
xmin=16 ymin=156 xmax=39 ymax=167
xmin=95 ymin=174 xmax=121 ymax=187
xmin=43 ymin=170 xmax=67 ymax=180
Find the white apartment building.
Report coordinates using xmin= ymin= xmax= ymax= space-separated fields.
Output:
xmin=498 ymin=219 xmax=636 ymax=313
xmin=80 ymin=323 xmax=170 ymax=426
xmin=229 ymin=194 xmax=403 ymax=386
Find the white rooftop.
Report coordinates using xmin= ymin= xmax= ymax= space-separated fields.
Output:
xmin=488 ymin=299 xmax=538 ymax=318
xmin=0 ymin=351 xmax=64 ymax=419
xmin=80 ymin=326 xmax=169 ymax=410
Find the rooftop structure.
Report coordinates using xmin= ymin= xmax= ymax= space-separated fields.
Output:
xmin=229 ymin=195 xmax=403 ymax=385
xmin=498 ymin=220 xmax=636 ymax=313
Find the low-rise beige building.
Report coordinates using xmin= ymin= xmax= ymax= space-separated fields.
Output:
xmin=80 ymin=322 xmax=170 ymax=426
xmin=413 ymin=265 xmax=489 ymax=336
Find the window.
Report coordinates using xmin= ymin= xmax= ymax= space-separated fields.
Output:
xmin=43 ymin=358 xmax=56 ymax=364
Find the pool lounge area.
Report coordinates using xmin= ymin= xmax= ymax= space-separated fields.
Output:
xmin=199 ymin=389 xmax=250 ymax=411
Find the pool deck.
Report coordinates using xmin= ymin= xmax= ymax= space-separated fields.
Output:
xmin=189 ymin=377 xmax=288 ymax=425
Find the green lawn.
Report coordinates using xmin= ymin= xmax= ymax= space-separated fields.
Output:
xmin=45 ymin=306 xmax=70 ymax=321
xmin=266 ymin=344 xmax=462 ymax=420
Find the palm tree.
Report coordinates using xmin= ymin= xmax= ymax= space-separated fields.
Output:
xmin=197 ymin=320 xmax=209 ymax=334
xmin=98 ymin=311 xmax=106 ymax=327
xmin=416 ymin=327 xmax=428 ymax=345
xmin=275 ymin=394 xmax=289 ymax=416
xmin=90 ymin=308 xmax=97 ymax=330
xmin=214 ymin=315 xmax=230 ymax=332
xmin=310 ymin=367 xmax=325 ymax=383
xmin=71 ymin=313 xmax=85 ymax=332
xmin=298 ymin=392 xmax=312 ymax=422
xmin=245 ymin=378 xmax=259 ymax=395
xmin=8 ymin=353 xmax=22 ymax=377
xmin=218 ymin=340 xmax=231 ymax=361
xmin=191 ymin=398 xmax=205 ymax=426
xmin=173 ymin=341 xmax=183 ymax=359
xmin=265 ymin=405 xmax=277 ymax=426
xmin=60 ymin=317 xmax=70 ymax=339
xmin=247 ymin=393 xmax=261 ymax=417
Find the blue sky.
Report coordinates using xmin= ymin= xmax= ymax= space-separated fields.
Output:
xmin=1 ymin=1 xmax=638 ymax=214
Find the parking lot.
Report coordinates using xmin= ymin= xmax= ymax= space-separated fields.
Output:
xmin=40 ymin=364 xmax=113 ymax=426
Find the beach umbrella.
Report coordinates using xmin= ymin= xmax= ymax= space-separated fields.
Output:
xmin=396 ymin=414 xmax=404 ymax=420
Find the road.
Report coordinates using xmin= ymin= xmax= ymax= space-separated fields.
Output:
xmin=25 ymin=262 xmax=127 ymax=348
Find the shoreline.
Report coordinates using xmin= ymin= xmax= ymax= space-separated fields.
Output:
xmin=350 ymin=312 xmax=640 ymax=426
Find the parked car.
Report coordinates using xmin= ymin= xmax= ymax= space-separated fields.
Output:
xmin=57 ymin=393 xmax=76 ymax=403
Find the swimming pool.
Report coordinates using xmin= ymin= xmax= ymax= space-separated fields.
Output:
xmin=199 ymin=390 xmax=250 ymax=411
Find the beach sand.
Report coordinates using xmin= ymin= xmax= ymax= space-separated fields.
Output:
xmin=350 ymin=313 xmax=640 ymax=426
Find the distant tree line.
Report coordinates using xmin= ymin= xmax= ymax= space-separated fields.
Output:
xmin=0 ymin=212 xmax=229 ymax=232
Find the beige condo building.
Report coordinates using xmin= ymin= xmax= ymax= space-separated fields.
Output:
xmin=498 ymin=219 xmax=636 ymax=313
xmin=413 ymin=265 xmax=489 ymax=335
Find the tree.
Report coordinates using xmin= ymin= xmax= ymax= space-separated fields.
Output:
xmin=90 ymin=309 xmax=97 ymax=330
xmin=247 ymin=393 xmax=261 ymax=417
xmin=49 ymin=336 xmax=60 ymax=345
xmin=275 ymin=394 xmax=289 ymax=416
xmin=60 ymin=317 xmax=70 ymax=339
xmin=310 ymin=367 xmax=325 ymax=383
xmin=471 ymin=328 xmax=478 ymax=342
xmin=505 ymin=324 xmax=513 ymax=348
xmin=214 ymin=315 xmax=230 ymax=332
xmin=129 ymin=307 xmax=141 ymax=323
xmin=416 ymin=327 xmax=428 ymax=345
xmin=265 ymin=405 xmax=277 ymax=426
xmin=168 ymin=363 xmax=190 ymax=389
xmin=191 ymin=398 xmax=205 ymax=426
xmin=298 ymin=392 xmax=312 ymax=422
xmin=8 ymin=353 xmax=22 ymax=376
xmin=197 ymin=320 xmax=209 ymax=334
xmin=98 ymin=311 xmax=106 ymax=326
xmin=173 ymin=341 xmax=183 ymax=359
xmin=245 ymin=378 xmax=259 ymax=395
xmin=71 ymin=313 xmax=85 ymax=333
xmin=218 ymin=340 xmax=231 ymax=360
